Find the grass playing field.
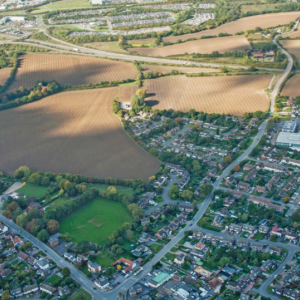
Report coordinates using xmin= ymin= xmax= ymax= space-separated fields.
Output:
xmin=17 ymin=183 xmax=48 ymax=198
xmin=60 ymin=197 xmax=133 ymax=244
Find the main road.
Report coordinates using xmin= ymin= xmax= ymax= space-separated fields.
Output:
xmin=0 ymin=21 xmax=296 ymax=300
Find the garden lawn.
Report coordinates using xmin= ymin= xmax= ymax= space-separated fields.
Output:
xmin=45 ymin=197 xmax=71 ymax=211
xmin=17 ymin=183 xmax=48 ymax=198
xmin=47 ymin=275 xmax=61 ymax=284
xmin=60 ymin=197 xmax=133 ymax=244
xmin=70 ymin=289 xmax=92 ymax=300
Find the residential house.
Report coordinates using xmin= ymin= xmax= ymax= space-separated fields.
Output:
xmin=48 ymin=232 xmax=60 ymax=247
xmin=255 ymin=186 xmax=266 ymax=194
xmin=37 ymin=259 xmax=49 ymax=270
xmin=242 ymin=224 xmax=256 ymax=233
xmin=237 ymin=182 xmax=250 ymax=191
xmin=113 ymin=258 xmax=136 ymax=273
xmin=94 ymin=278 xmax=110 ymax=290
xmin=23 ymin=284 xmax=39 ymax=295
xmin=259 ymin=225 xmax=270 ymax=234
xmin=40 ymin=284 xmax=56 ymax=295
xmin=194 ymin=266 xmax=212 ymax=278
xmin=250 ymin=242 xmax=263 ymax=252
xmin=88 ymin=261 xmax=101 ymax=273
xmin=174 ymin=254 xmax=185 ymax=265
xmin=268 ymin=246 xmax=281 ymax=256
xmin=17 ymin=251 xmax=29 ymax=261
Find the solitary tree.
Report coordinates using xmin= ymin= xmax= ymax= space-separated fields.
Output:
xmin=62 ymin=267 xmax=70 ymax=278
xmin=47 ymin=220 xmax=59 ymax=235
xmin=2 ymin=290 xmax=10 ymax=300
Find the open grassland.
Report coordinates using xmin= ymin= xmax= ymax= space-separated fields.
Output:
xmin=280 ymin=40 xmax=300 ymax=63
xmin=163 ymin=12 xmax=300 ymax=43
xmin=281 ymin=74 xmax=300 ymax=97
xmin=142 ymin=75 xmax=272 ymax=116
xmin=8 ymin=54 xmax=136 ymax=91
xmin=241 ymin=3 xmax=292 ymax=13
xmin=142 ymin=64 xmax=220 ymax=74
xmin=128 ymin=38 xmax=156 ymax=45
xmin=0 ymin=68 xmax=11 ymax=85
xmin=130 ymin=36 xmax=251 ymax=57
xmin=0 ymin=88 xmax=160 ymax=179
xmin=81 ymin=41 xmax=128 ymax=54
xmin=60 ymin=197 xmax=133 ymax=244
xmin=32 ymin=0 xmax=92 ymax=13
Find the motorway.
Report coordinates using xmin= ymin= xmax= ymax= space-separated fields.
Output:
xmin=0 ymin=22 xmax=297 ymax=300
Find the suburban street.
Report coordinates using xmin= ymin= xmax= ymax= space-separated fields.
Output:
xmin=0 ymin=22 xmax=297 ymax=300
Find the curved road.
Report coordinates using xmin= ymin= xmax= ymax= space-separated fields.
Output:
xmin=0 ymin=20 xmax=297 ymax=300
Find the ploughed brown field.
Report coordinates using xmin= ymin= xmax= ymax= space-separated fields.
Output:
xmin=8 ymin=54 xmax=137 ymax=91
xmin=0 ymin=88 xmax=160 ymax=179
xmin=164 ymin=12 xmax=300 ymax=43
xmin=281 ymin=74 xmax=300 ymax=97
xmin=142 ymin=64 xmax=220 ymax=74
xmin=130 ymin=36 xmax=251 ymax=57
xmin=284 ymin=22 xmax=300 ymax=38
xmin=280 ymin=40 xmax=300 ymax=62
xmin=142 ymin=75 xmax=272 ymax=116
xmin=117 ymin=85 xmax=138 ymax=102
xmin=0 ymin=68 xmax=11 ymax=85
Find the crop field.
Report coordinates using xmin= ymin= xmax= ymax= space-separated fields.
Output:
xmin=142 ymin=64 xmax=220 ymax=74
xmin=117 ymin=85 xmax=138 ymax=102
xmin=163 ymin=12 xmax=300 ymax=43
xmin=284 ymin=22 xmax=300 ymax=38
xmin=142 ymin=75 xmax=272 ymax=116
xmin=0 ymin=88 xmax=160 ymax=179
xmin=130 ymin=36 xmax=251 ymax=57
xmin=280 ymin=40 xmax=300 ymax=63
xmin=60 ymin=197 xmax=133 ymax=244
xmin=281 ymin=74 xmax=300 ymax=97
xmin=0 ymin=68 xmax=11 ymax=85
xmin=8 ymin=54 xmax=136 ymax=91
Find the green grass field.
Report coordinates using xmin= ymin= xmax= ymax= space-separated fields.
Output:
xmin=81 ymin=42 xmax=128 ymax=54
xmin=60 ymin=197 xmax=133 ymax=244
xmin=17 ymin=183 xmax=48 ymax=198
xmin=45 ymin=197 xmax=70 ymax=211
xmin=32 ymin=0 xmax=93 ymax=13
xmin=70 ymin=289 xmax=92 ymax=300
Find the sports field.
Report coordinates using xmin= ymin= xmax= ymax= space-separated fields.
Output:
xmin=0 ymin=88 xmax=160 ymax=179
xmin=32 ymin=0 xmax=92 ymax=13
xmin=0 ymin=68 xmax=11 ymax=85
xmin=281 ymin=74 xmax=300 ymax=97
xmin=142 ymin=75 xmax=272 ymax=116
xmin=60 ymin=197 xmax=133 ymax=244
xmin=130 ymin=36 xmax=251 ymax=57
xmin=8 ymin=54 xmax=136 ymax=91
xmin=142 ymin=64 xmax=220 ymax=74
xmin=163 ymin=12 xmax=300 ymax=43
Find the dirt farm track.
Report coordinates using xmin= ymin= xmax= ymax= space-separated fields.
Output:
xmin=0 ymin=88 xmax=160 ymax=179
xmin=7 ymin=54 xmax=137 ymax=91
xmin=163 ymin=12 xmax=300 ymax=43
xmin=142 ymin=75 xmax=272 ymax=116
